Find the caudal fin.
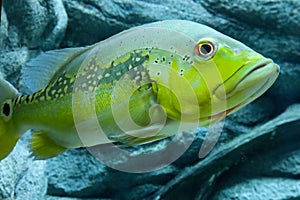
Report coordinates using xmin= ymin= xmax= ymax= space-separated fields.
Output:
xmin=0 ymin=78 xmax=20 ymax=160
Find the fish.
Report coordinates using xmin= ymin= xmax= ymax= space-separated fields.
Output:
xmin=0 ymin=20 xmax=279 ymax=160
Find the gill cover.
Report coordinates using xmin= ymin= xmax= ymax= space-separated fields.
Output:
xmin=0 ymin=78 xmax=20 ymax=160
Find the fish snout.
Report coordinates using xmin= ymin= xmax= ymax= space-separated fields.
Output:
xmin=214 ymin=59 xmax=280 ymax=102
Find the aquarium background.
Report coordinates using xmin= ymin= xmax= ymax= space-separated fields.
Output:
xmin=1 ymin=0 xmax=300 ymax=199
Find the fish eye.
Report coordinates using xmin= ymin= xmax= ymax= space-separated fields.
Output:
xmin=195 ymin=41 xmax=216 ymax=60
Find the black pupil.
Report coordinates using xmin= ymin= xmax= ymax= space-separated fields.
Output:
xmin=3 ymin=103 xmax=10 ymax=117
xmin=201 ymin=44 xmax=212 ymax=55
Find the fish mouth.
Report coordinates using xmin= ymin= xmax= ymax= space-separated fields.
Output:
xmin=205 ymin=59 xmax=280 ymax=122
xmin=214 ymin=58 xmax=280 ymax=101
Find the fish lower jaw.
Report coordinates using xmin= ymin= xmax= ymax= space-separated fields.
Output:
xmin=218 ymin=70 xmax=279 ymax=118
xmin=201 ymin=64 xmax=279 ymax=123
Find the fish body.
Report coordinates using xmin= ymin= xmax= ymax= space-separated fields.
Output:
xmin=0 ymin=20 xmax=280 ymax=160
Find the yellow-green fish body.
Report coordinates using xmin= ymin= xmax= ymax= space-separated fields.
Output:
xmin=0 ymin=20 xmax=279 ymax=160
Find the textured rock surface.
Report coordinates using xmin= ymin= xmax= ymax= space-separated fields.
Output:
xmin=155 ymin=104 xmax=300 ymax=199
xmin=46 ymin=148 xmax=178 ymax=199
xmin=3 ymin=0 xmax=67 ymax=50
xmin=0 ymin=0 xmax=300 ymax=199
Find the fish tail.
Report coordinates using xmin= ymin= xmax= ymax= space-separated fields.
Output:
xmin=0 ymin=78 xmax=21 ymax=160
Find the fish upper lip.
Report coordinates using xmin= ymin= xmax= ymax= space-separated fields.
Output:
xmin=213 ymin=59 xmax=276 ymax=100
xmin=235 ymin=59 xmax=273 ymax=86
xmin=202 ymin=59 xmax=279 ymax=122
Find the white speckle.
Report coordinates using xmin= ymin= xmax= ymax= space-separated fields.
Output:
xmin=105 ymin=73 xmax=110 ymax=78
xmin=135 ymin=76 xmax=140 ymax=81
xmin=64 ymin=86 xmax=68 ymax=93
xmin=128 ymin=64 xmax=133 ymax=70
xmin=39 ymin=96 xmax=45 ymax=101
xmin=141 ymin=71 xmax=146 ymax=77
xmin=234 ymin=48 xmax=242 ymax=55
xmin=88 ymin=86 xmax=94 ymax=91
xmin=135 ymin=57 xmax=141 ymax=62
xmin=116 ymin=72 xmax=122 ymax=76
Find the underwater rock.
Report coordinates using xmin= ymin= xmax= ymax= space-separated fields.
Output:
xmin=270 ymin=149 xmax=300 ymax=176
xmin=0 ymin=8 xmax=8 ymax=48
xmin=154 ymin=104 xmax=300 ymax=199
xmin=0 ymin=0 xmax=300 ymax=199
xmin=0 ymin=48 xmax=29 ymax=87
xmin=15 ymin=160 xmax=46 ymax=200
xmin=46 ymin=149 xmax=109 ymax=198
xmin=199 ymin=0 xmax=300 ymax=35
xmin=214 ymin=178 xmax=300 ymax=200
xmin=61 ymin=0 xmax=210 ymax=47
xmin=46 ymin=148 xmax=178 ymax=199
xmin=3 ymin=0 xmax=67 ymax=50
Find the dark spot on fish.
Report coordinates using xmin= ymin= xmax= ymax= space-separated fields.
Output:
xmin=25 ymin=95 xmax=30 ymax=103
xmin=31 ymin=93 xmax=38 ymax=102
xmin=2 ymin=103 xmax=10 ymax=117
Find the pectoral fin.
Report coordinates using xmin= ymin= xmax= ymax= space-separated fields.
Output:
xmin=31 ymin=130 xmax=67 ymax=159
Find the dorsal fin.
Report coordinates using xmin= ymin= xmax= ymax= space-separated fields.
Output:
xmin=22 ymin=45 xmax=95 ymax=92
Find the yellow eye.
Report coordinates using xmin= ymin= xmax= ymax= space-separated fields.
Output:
xmin=195 ymin=41 xmax=216 ymax=60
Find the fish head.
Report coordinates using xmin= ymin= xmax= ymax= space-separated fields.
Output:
xmin=191 ymin=35 xmax=280 ymax=124
xmin=0 ymin=99 xmax=18 ymax=160
xmin=0 ymin=78 xmax=21 ymax=160
xmin=148 ymin=21 xmax=280 ymax=125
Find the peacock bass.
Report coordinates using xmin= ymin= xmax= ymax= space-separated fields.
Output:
xmin=0 ymin=20 xmax=279 ymax=160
